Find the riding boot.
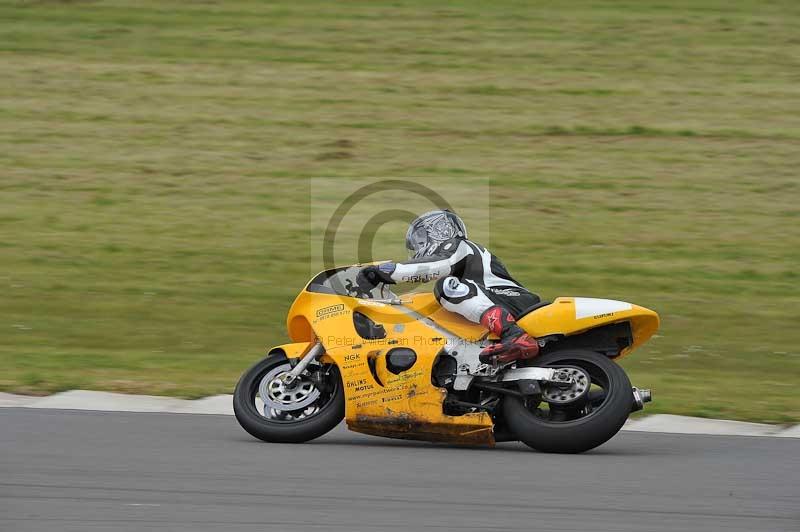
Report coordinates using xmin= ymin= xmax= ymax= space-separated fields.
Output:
xmin=479 ymin=306 xmax=540 ymax=364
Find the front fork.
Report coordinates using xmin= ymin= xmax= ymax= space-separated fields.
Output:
xmin=282 ymin=341 xmax=324 ymax=384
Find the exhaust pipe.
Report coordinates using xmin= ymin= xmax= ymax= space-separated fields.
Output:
xmin=631 ymin=387 xmax=652 ymax=412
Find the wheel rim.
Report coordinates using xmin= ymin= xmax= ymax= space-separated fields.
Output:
xmin=251 ymin=362 xmax=339 ymax=424
xmin=541 ymin=366 xmax=591 ymax=405
xmin=259 ymin=364 xmax=320 ymax=411
xmin=525 ymin=358 xmax=613 ymax=424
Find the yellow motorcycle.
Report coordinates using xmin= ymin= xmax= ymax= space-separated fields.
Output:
xmin=234 ymin=264 xmax=659 ymax=453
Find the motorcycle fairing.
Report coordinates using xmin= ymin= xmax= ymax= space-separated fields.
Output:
xmin=284 ymin=288 xmax=495 ymax=444
xmin=276 ymin=268 xmax=658 ymax=444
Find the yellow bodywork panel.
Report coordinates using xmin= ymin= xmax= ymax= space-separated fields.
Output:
xmin=282 ymin=288 xmax=495 ymax=445
xmin=402 ymin=292 xmax=492 ymax=341
xmin=269 ymin=341 xmax=313 ymax=359
xmin=269 ymin=341 xmax=337 ymax=365
xmin=329 ymin=342 xmax=494 ymax=446
xmin=516 ymin=297 xmax=660 ymax=358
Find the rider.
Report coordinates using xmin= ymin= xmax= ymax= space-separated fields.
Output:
xmin=357 ymin=210 xmax=541 ymax=364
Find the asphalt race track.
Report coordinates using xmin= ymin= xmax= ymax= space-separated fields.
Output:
xmin=1 ymin=409 xmax=798 ymax=532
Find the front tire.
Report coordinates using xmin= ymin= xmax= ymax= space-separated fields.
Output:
xmin=233 ymin=353 xmax=345 ymax=443
xmin=502 ymin=350 xmax=633 ymax=453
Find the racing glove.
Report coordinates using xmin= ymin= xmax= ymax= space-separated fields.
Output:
xmin=356 ymin=263 xmax=397 ymax=290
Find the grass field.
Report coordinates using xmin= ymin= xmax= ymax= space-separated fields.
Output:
xmin=1 ymin=0 xmax=799 ymax=422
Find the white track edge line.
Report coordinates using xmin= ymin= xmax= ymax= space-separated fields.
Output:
xmin=0 ymin=391 xmax=797 ymax=438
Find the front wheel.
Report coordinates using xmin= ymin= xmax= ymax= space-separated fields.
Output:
xmin=233 ymin=353 xmax=345 ymax=443
xmin=502 ymin=350 xmax=633 ymax=453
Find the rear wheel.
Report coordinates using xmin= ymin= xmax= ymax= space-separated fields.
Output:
xmin=502 ymin=350 xmax=632 ymax=453
xmin=233 ymin=353 xmax=344 ymax=443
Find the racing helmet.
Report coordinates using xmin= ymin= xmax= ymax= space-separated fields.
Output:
xmin=405 ymin=210 xmax=468 ymax=259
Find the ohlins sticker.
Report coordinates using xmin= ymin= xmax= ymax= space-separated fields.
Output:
xmin=346 ymin=378 xmax=373 ymax=392
xmin=316 ymin=304 xmax=347 ymax=320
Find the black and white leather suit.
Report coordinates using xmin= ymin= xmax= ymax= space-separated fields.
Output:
xmin=381 ymin=238 xmax=540 ymax=323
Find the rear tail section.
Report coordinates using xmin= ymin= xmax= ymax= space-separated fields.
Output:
xmin=516 ymin=297 xmax=659 ymax=358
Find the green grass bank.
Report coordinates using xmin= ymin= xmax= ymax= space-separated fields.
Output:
xmin=1 ymin=0 xmax=798 ymax=422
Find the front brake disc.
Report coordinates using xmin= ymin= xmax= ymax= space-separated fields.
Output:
xmin=259 ymin=363 xmax=321 ymax=412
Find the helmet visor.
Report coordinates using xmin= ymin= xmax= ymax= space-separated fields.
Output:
xmin=406 ymin=225 xmax=429 ymax=258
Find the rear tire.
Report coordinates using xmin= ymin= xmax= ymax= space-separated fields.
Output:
xmin=233 ymin=353 xmax=345 ymax=443
xmin=502 ymin=350 xmax=632 ymax=453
